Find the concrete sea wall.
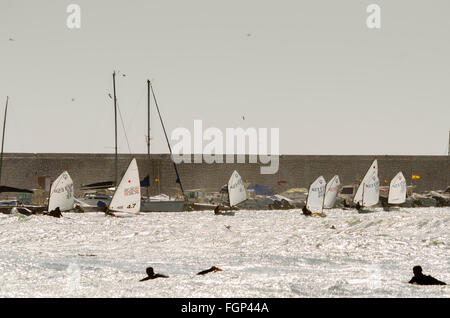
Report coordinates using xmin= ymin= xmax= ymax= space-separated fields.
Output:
xmin=0 ymin=153 xmax=449 ymax=196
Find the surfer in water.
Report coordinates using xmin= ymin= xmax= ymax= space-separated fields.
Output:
xmin=355 ymin=202 xmax=362 ymax=211
xmin=197 ymin=266 xmax=223 ymax=275
xmin=140 ymin=267 xmax=169 ymax=281
xmin=408 ymin=266 xmax=446 ymax=286
xmin=214 ymin=205 xmax=222 ymax=215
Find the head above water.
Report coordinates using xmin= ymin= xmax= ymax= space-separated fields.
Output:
xmin=413 ymin=265 xmax=423 ymax=276
xmin=146 ymin=267 xmax=155 ymax=277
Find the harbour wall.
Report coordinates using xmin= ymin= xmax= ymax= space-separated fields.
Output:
xmin=0 ymin=153 xmax=449 ymax=196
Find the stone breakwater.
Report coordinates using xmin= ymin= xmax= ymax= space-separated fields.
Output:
xmin=0 ymin=153 xmax=449 ymax=196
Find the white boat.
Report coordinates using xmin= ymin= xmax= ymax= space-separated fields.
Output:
xmin=387 ymin=171 xmax=406 ymax=208
xmin=306 ymin=176 xmax=326 ymax=213
xmin=108 ymin=158 xmax=141 ymax=215
xmin=48 ymin=171 xmax=75 ymax=212
xmin=323 ymin=175 xmax=340 ymax=209
xmin=228 ymin=170 xmax=247 ymax=207
xmin=353 ymin=160 xmax=379 ymax=212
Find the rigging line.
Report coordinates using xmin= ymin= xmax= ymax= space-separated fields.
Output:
xmin=116 ymin=100 xmax=132 ymax=154
xmin=150 ymin=83 xmax=185 ymax=196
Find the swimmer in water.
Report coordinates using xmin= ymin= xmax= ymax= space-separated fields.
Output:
xmin=139 ymin=267 xmax=169 ymax=281
xmin=197 ymin=266 xmax=223 ymax=276
xmin=408 ymin=266 xmax=446 ymax=286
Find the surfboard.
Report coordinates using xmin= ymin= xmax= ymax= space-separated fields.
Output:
xmin=388 ymin=171 xmax=406 ymax=205
xmin=228 ymin=170 xmax=246 ymax=207
xmin=48 ymin=171 xmax=74 ymax=212
xmin=324 ymin=175 xmax=340 ymax=209
xmin=306 ymin=176 xmax=326 ymax=213
xmin=109 ymin=158 xmax=141 ymax=214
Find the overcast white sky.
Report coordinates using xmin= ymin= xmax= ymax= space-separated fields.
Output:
xmin=0 ymin=0 xmax=449 ymax=155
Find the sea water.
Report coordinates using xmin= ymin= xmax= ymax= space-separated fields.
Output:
xmin=0 ymin=207 xmax=448 ymax=298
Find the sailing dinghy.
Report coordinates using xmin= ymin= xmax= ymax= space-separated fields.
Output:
xmin=385 ymin=171 xmax=406 ymax=211
xmin=48 ymin=171 xmax=75 ymax=213
xmin=215 ymin=171 xmax=247 ymax=216
xmin=323 ymin=175 xmax=341 ymax=209
xmin=353 ymin=160 xmax=379 ymax=213
xmin=303 ymin=176 xmax=327 ymax=216
xmin=107 ymin=158 xmax=141 ymax=217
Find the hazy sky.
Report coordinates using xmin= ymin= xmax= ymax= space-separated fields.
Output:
xmin=0 ymin=0 xmax=449 ymax=155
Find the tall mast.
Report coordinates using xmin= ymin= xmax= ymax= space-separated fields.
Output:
xmin=113 ymin=72 xmax=118 ymax=186
xmin=150 ymin=82 xmax=185 ymax=197
xmin=147 ymin=79 xmax=151 ymax=197
xmin=0 ymin=96 xmax=9 ymax=184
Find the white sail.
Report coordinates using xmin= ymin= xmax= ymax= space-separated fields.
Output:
xmin=388 ymin=171 xmax=406 ymax=205
xmin=306 ymin=176 xmax=326 ymax=212
xmin=48 ymin=171 xmax=74 ymax=212
xmin=323 ymin=175 xmax=340 ymax=209
xmin=362 ymin=175 xmax=380 ymax=207
xmin=109 ymin=158 xmax=141 ymax=213
xmin=353 ymin=159 xmax=378 ymax=205
xmin=228 ymin=170 xmax=246 ymax=207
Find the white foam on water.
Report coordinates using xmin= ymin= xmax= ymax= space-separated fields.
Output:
xmin=0 ymin=208 xmax=448 ymax=297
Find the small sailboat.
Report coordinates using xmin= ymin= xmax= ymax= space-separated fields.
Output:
xmin=323 ymin=175 xmax=341 ymax=209
xmin=140 ymin=80 xmax=190 ymax=212
xmin=353 ymin=160 xmax=379 ymax=213
xmin=107 ymin=158 xmax=141 ymax=216
xmin=215 ymin=171 xmax=247 ymax=216
xmin=48 ymin=171 xmax=75 ymax=213
xmin=302 ymin=176 xmax=327 ymax=216
xmin=384 ymin=172 xmax=406 ymax=211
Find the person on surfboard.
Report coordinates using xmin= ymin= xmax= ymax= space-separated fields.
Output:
xmin=197 ymin=266 xmax=223 ymax=275
xmin=408 ymin=266 xmax=446 ymax=285
xmin=140 ymin=267 xmax=169 ymax=281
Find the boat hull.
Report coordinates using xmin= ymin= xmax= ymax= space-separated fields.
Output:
xmin=140 ymin=200 xmax=191 ymax=212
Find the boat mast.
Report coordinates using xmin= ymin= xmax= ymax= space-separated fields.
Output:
xmin=149 ymin=82 xmax=185 ymax=197
xmin=0 ymin=96 xmax=8 ymax=184
xmin=113 ymin=72 xmax=118 ymax=186
xmin=147 ymin=79 xmax=151 ymax=197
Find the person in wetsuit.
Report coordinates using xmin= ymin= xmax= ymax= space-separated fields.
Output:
xmin=408 ymin=266 xmax=446 ymax=286
xmin=355 ymin=202 xmax=362 ymax=211
xmin=197 ymin=266 xmax=223 ymax=275
xmin=214 ymin=205 xmax=221 ymax=215
xmin=45 ymin=207 xmax=62 ymax=218
xmin=139 ymin=267 xmax=169 ymax=281
xmin=302 ymin=206 xmax=312 ymax=216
